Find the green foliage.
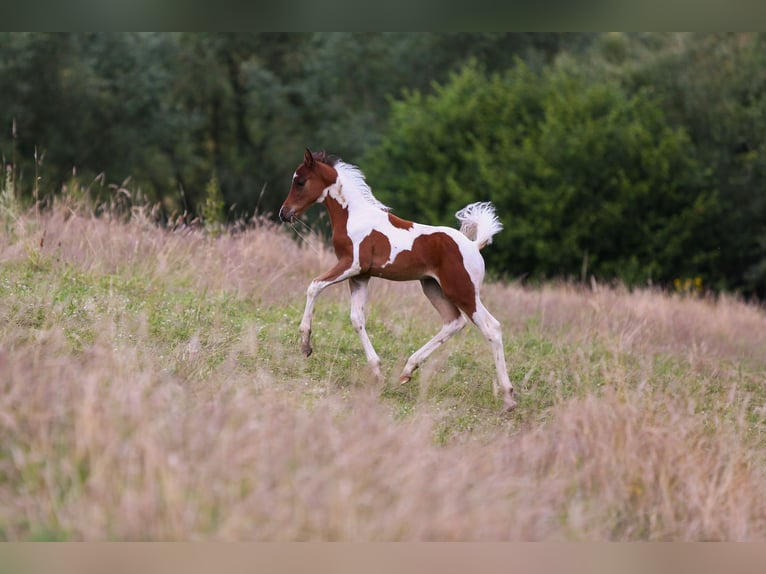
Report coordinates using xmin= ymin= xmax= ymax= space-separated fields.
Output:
xmin=0 ymin=162 xmax=21 ymax=234
xmin=364 ymin=60 xmax=721 ymax=289
xmin=619 ymin=33 xmax=766 ymax=295
xmin=0 ymin=33 xmax=586 ymax=223
xmin=200 ymin=172 xmax=226 ymax=232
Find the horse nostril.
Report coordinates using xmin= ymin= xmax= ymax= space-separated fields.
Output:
xmin=280 ymin=206 xmax=297 ymax=223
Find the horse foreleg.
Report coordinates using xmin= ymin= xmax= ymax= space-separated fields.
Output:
xmin=299 ymin=282 xmax=321 ymax=357
xmin=349 ymin=277 xmax=382 ymax=382
xmin=300 ymin=260 xmax=358 ymax=357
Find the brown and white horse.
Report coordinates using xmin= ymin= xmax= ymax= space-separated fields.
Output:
xmin=279 ymin=149 xmax=516 ymax=411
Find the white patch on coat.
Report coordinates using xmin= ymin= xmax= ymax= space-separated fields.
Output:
xmin=330 ymin=162 xmax=490 ymax=283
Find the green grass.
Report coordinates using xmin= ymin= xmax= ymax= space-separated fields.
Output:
xmin=3 ymin=249 xmax=765 ymax=440
xmin=2 ymin=205 xmax=766 ymax=540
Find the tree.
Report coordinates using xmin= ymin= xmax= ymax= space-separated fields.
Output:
xmin=363 ymin=61 xmax=720 ymax=288
xmin=0 ymin=33 xmax=594 ymax=222
xmin=619 ymin=33 xmax=766 ymax=296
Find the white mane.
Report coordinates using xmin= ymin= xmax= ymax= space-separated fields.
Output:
xmin=334 ymin=161 xmax=391 ymax=212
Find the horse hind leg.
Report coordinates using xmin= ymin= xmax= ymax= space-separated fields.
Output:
xmin=436 ymin=269 xmax=516 ymax=412
xmin=399 ymin=278 xmax=467 ymax=384
xmin=470 ymin=300 xmax=517 ymax=412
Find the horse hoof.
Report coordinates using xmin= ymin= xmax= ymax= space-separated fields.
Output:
xmin=399 ymin=375 xmax=411 ymax=385
xmin=301 ymin=345 xmax=313 ymax=357
xmin=503 ymin=396 xmax=517 ymax=412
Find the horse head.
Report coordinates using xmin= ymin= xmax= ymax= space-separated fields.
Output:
xmin=279 ymin=148 xmax=337 ymax=222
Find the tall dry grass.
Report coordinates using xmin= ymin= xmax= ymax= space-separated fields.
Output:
xmin=1 ymin=203 xmax=766 ymax=540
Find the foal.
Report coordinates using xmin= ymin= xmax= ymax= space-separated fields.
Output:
xmin=279 ymin=149 xmax=516 ymax=411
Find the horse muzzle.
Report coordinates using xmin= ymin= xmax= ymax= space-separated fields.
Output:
xmin=278 ymin=206 xmax=296 ymax=223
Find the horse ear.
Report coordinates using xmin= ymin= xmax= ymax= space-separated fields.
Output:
xmin=304 ymin=148 xmax=314 ymax=166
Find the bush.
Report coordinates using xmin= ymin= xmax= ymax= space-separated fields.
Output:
xmin=363 ymin=61 xmax=720 ymax=288
xmin=622 ymin=33 xmax=766 ymax=296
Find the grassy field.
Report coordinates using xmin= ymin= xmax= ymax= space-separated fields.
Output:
xmin=1 ymin=198 xmax=766 ymax=540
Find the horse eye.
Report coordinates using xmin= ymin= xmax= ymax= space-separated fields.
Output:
xmin=294 ymin=179 xmax=306 ymax=188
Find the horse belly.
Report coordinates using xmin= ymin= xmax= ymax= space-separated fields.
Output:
xmin=368 ymin=238 xmax=438 ymax=280
xmin=370 ymin=260 xmax=430 ymax=281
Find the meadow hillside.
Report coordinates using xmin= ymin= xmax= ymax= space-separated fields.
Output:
xmin=1 ymin=201 xmax=766 ymax=540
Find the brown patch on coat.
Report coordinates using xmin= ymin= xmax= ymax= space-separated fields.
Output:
xmin=324 ymin=196 xmax=352 ymax=261
xmin=388 ymin=213 xmax=414 ymax=230
xmin=359 ymin=230 xmax=477 ymax=316
xmin=422 ymin=234 xmax=477 ymax=317
xmin=358 ymin=230 xmax=392 ymax=275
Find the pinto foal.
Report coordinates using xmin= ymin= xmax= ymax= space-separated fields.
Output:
xmin=279 ymin=149 xmax=516 ymax=411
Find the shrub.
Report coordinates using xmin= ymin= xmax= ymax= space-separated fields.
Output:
xmin=364 ymin=61 xmax=720 ymax=288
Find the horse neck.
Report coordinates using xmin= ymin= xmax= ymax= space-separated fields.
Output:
xmin=323 ymin=182 xmax=380 ymax=228
xmin=322 ymin=188 xmax=384 ymax=256
xmin=323 ymin=194 xmax=353 ymax=245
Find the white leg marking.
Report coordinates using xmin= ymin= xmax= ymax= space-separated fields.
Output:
xmin=349 ymin=277 xmax=382 ymax=382
xmin=300 ymin=280 xmax=327 ymax=356
xmin=300 ymin=265 xmax=360 ymax=357
xmin=472 ymin=302 xmax=516 ymax=411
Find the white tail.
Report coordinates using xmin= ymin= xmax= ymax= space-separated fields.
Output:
xmin=455 ymin=202 xmax=503 ymax=249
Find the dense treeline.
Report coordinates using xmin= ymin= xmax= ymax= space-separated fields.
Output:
xmin=365 ymin=60 xmax=721 ymax=290
xmin=1 ymin=33 xmax=765 ymax=297
xmin=0 ymin=32 xmax=567 ymax=215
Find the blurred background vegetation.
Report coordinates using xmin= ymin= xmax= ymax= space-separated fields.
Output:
xmin=1 ymin=33 xmax=765 ymax=297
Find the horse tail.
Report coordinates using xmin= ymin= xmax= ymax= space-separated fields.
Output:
xmin=455 ymin=202 xmax=503 ymax=250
